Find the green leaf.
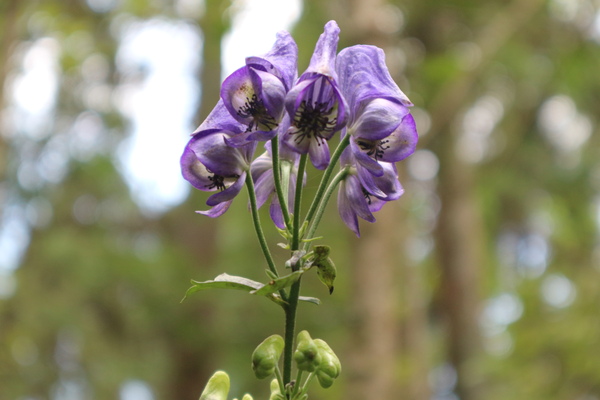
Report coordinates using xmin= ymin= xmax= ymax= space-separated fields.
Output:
xmin=181 ymin=273 xmax=263 ymax=302
xmin=251 ymin=270 xmax=304 ymax=296
xmin=181 ymin=272 xmax=319 ymax=306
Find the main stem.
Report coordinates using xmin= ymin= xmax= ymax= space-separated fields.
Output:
xmin=282 ymin=154 xmax=308 ymax=387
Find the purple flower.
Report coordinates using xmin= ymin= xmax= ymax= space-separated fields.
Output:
xmin=221 ymin=31 xmax=298 ymax=144
xmin=282 ymin=21 xmax=348 ymax=170
xmin=250 ymin=132 xmax=304 ymax=229
xmin=181 ymin=111 xmax=256 ymax=217
xmin=336 ymin=45 xmax=418 ymax=176
xmin=337 ymin=144 xmax=404 ymax=237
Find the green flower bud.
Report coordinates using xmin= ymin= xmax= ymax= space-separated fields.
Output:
xmin=314 ymin=339 xmax=341 ymax=389
xmin=269 ymin=378 xmax=285 ymax=400
xmin=199 ymin=370 xmax=230 ymax=400
xmin=293 ymin=330 xmax=322 ymax=372
xmin=241 ymin=395 xmax=253 ymax=400
xmin=251 ymin=334 xmax=284 ymax=379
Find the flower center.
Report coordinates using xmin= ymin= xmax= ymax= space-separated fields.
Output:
xmin=356 ymin=138 xmax=390 ymax=160
xmin=289 ymin=100 xmax=337 ymax=145
xmin=206 ymin=173 xmax=227 ymax=191
xmin=236 ymin=94 xmax=278 ymax=132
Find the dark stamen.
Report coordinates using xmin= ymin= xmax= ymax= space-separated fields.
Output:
xmin=362 ymin=188 xmax=373 ymax=205
xmin=356 ymin=138 xmax=390 ymax=160
xmin=289 ymin=100 xmax=337 ymax=145
xmin=237 ymin=94 xmax=278 ymax=132
xmin=206 ymin=173 xmax=227 ymax=191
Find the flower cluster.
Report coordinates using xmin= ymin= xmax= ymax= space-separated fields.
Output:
xmin=181 ymin=20 xmax=418 ymax=236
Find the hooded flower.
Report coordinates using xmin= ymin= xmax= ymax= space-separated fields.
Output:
xmin=282 ymin=20 xmax=348 ymax=170
xmin=337 ymin=144 xmax=404 ymax=237
xmin=250 ymin=131 xmax=304 ymax=229
xmin=181 ymin=107 xmax=256 ymax=217
xmin=221 ymin=31 xmax=298 ymax=145
xmin=336 ymin=45 xmax=418 ymax=176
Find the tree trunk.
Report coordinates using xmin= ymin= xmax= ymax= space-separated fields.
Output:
xmin=346 ymin=202 xmax=401 ymax=400
xmin=434 ymin=143 xmax=484 ymax=400
xmin=337 ymin=0 xmax=431 ymax=399
xmin=168 ymin=1 xmax=231 ymax=399
xmin=0 ymin=0 xmax=21 ymax=182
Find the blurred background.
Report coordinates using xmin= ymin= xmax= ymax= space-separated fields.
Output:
xmin=1 ymin=0 xmax=599 ymax=399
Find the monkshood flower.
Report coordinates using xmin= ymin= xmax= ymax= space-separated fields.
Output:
xmin=251 ymin=122 xmax=305 ymax=229
xmin=221 ymin=31 xmax=298 ymax=145
xmin=336 ymin=45 xmax=418 ymax=176
xmin=337 ymin=144 xmax=404 ymax=237
xmin=282 ymin=20 xmax=348 ymax=170
xmin=181 ymin=103 xmax=256 ymax=217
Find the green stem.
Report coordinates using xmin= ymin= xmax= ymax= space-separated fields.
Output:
xmin=274 ymin=367 xmax=286 ymax=396
xmin=245 ymin=173 xmax=288 ymax=301
xmin=271 ymin=138 xmax=292 ymax=231
xmin=298 ymin=371 xmax=316 ymax=397
xmin=291 ymin=370 xmax=304 ymax=397
xmin=283 ymin=278 xmax=301 ymax=386
xmin=291 ymin=154 xmax=308 ymax=250
xmin=303 ymin=168 xmax=349 ymax=251
xmin=282 ymin=153 xmax=308 ymax=388
xmin=303 ymin=134 xmax=350 ymax=226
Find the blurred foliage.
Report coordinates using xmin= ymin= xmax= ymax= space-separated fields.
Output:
xmin=1 ymin=0 xmax=600 ymax=399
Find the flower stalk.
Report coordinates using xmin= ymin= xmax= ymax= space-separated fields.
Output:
xmin=182 ymin=19 xmax=419 ymax=400
xmin=271 ymin=137 xmax=292 ymax=231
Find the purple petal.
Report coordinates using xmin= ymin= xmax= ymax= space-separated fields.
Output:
xmin=358 ymin=162 xmax=404 ymax=201
xmin=336 ymin=45 xmax=413 ymax=117
xmin=247 ymin=30 xmax=298 ymax=91
xmin=356 ymin=166 xmax=386 ymax=198
xmin=367 ymin=196 xmax=387 ymax=213
xmin=247 ymin=130 xmax=278 ymax=141
xmin=197 ymin=201 xmax=232 ymax=218
xmin=285 ymin=78 xmax=313 ymax=116
xmin=206 ymin=171 xmax=246 ymax=206
xmin=337 ymin=174 xmax=376 ymax=237
xmin=224 ymin=131 xmax=255 ymax=147
xmin=308 ymin=139 xmax=331 ymax=170
xmin=281 ymin=124 xmax=310 ymax=155
xmin=269 ymin=197 xmax=286 ymax=229
xmin=188 ymin=132 xmax=251 ymax=176
xmin=373 ymin=163 xmax=404 ymax=201
xmin=346 ymin=174 xmax=376 ymax=223
xmin=253 ymin=168 xmax=275 ymax=209
xmin=193 ymin=99 xmax=246 ymax=134
xmin=337 ymin=180 xmax=361 ymax=237
xmin=219 ymin=67 xmax=284 ymax=135
xmin=220 ymin=67 xmax=255 ymax=125
xmin=180 ymin=145 xmax=214 ymax=191
xmin=273 ymin=121 xmax=301 ymax=163
xmin=250 ymin=151 xmax=272 ymax=181
xmin=306 ymin=21 xmax=340 ymax=78
xmin=377 ymin=113 xmax=418 ymax=162
xmin=350 ymin=140 xmax=384 ymax=177
xmin=339 ymin=135 xmax=353 ymax=166
xmin=352 ymin=98 xmax=410 ymax=140
xmin=251 ymin=68 xmax=286 ymax=123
